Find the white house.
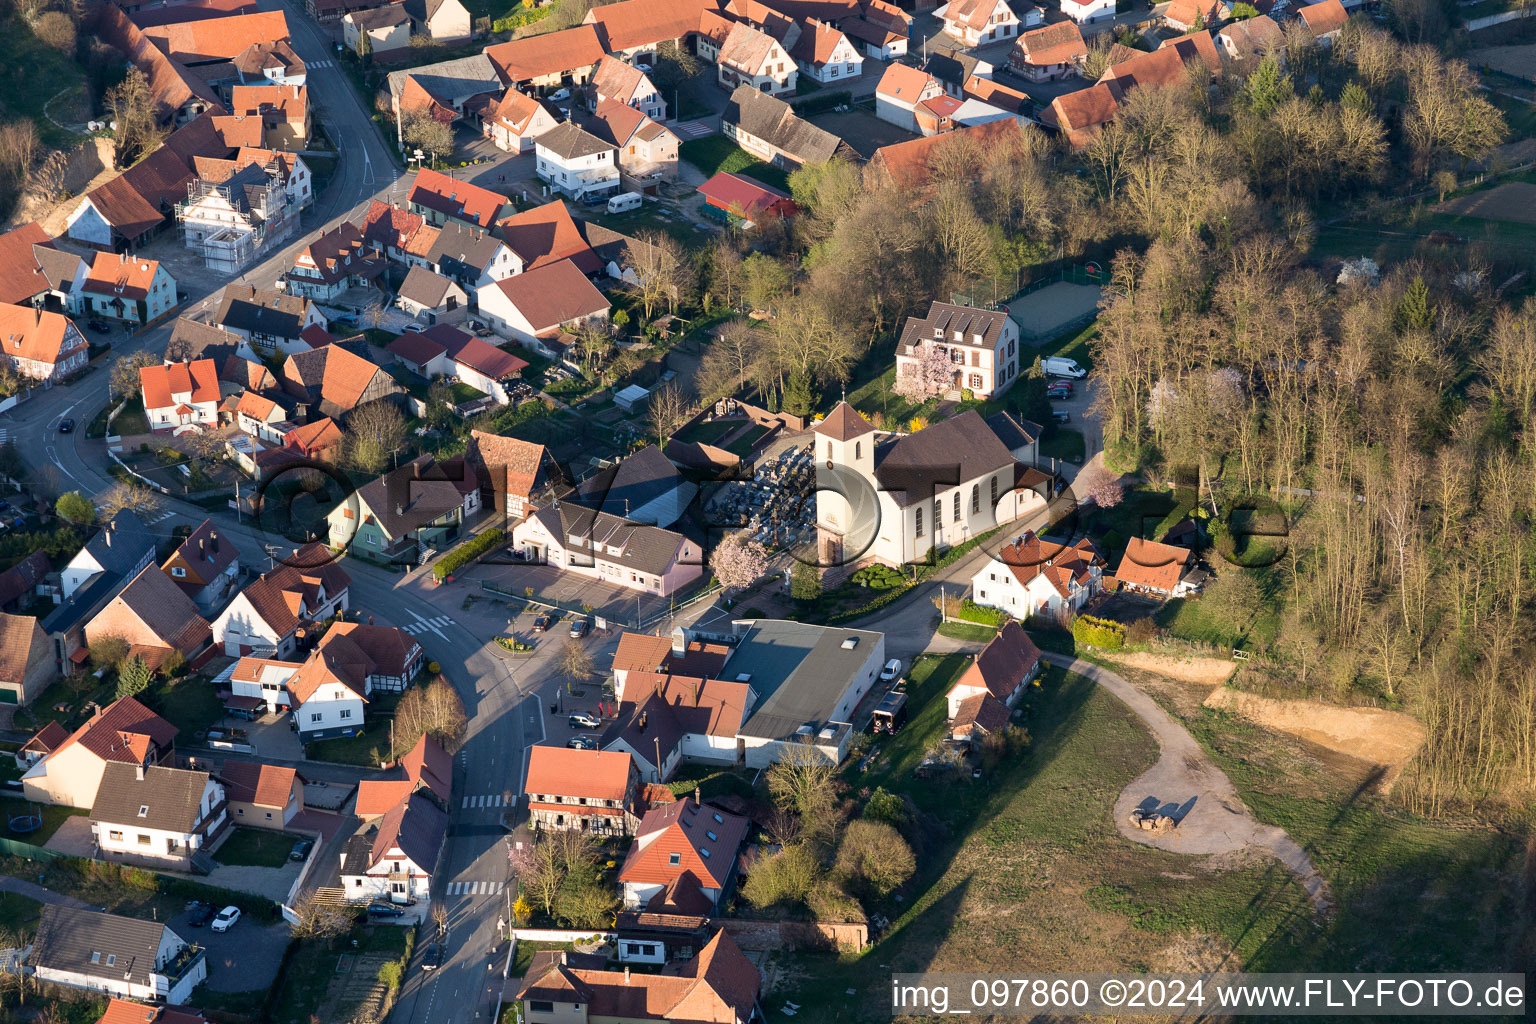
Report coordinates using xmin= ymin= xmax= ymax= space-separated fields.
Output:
xmin=813 ymin=403 xmax=1047 ymax=568
xmin=483 ymin=88 xmax=561 ymax=152
xmin=288 ymin=623 xmax=422 ymax=739
xmin=1060 ymin=0 xmax=1116 ymax=23
xmin=139 ymin=359 xmax=220 ymax=434
xmin=970 ymin=531 xmax=1105 ymax=621
xmin=340 ymin=792 xmax=448 ymax=905
xmin=176 ymin=160 xmax=297 ymax=273
xmin=945 ymin=621 xmax=1042 ymax=742
xmin=787 ymin=19 xmax=863 ymax=84
xmin=616 ymin=795 xmax=748 ymax=911
xmin=534 ymin=122 xmax=620 ymax=201
xmin=225 ymin=656 xmax=301 ymax=713
xmin=511 ymin=503 xmax=704 ymax=597
xmin=80 ymin=252 xmax=177 ymax=327
xmin=89 ymin=762 xmax=227 ymax=868
xmin=716 ymin=22 xmax=797 ymax=95
xmin=935 ymin=0 xmax=1022 ymax=45
xmin=59 ymin=511 xmax=155 ymax=602
xmin=29 ymin=906 xmax=208 ymax=1006
xmin=875 ymin=63 xmax=945 ymax=132
xmin=476 ymin=258 xmax=610 ymax=346
xmin=590 ymin=55 xmax=668 ymax=121
xmin=209 ymin=547 xmax=350 ymax=658
xmin=342 ymin=4 xmax=412 ymax=54
xmin=895 ymin=301 xmax=1021 ymax=400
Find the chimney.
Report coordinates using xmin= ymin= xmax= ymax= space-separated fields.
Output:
xmin=623 ymin=966 xmax=631 ymax=984
xmin=104 ymin=529 xmax=112 ymax=548
xmin=199 ymin=538 xmax=206 ymax=558
xmin=670 ymin=627 xmax=686 ymax=657
xmin=135 ymin=764 xmax=145 ymax=781
xmin=693 ymin=787 xmax=701 ymax=808
xmin=210 ymin=531 xmax=218 ymax=553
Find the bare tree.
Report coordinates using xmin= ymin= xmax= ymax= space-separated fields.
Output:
xmin=392 ymin=676 xmax=468 ymax=756
xmin=344 ymin=401 xmax=406 ymax=474
xmin=558 ymin=640 xmax=595 ymax=693
xmin=647 ymin=381 xmax=690 ymax=447
xmin=695 ymin=319 xmax=761 ymax=401
xmin=289 ymin=892 xmax=354 ymax=942
xmin=399 ymin=108 xmax=455 ymax=167
xmin=110 ymin=351 xmax=159 ymax=401
xmin=105 ymin=68 xmax=164 ymax=166
xmin=99 ymin=481 xmax=161 ymax=521
xmin=766 ymin=739 xmax=838 ymax=844
xmin=627 ymin=232 xmax=687 ymax=321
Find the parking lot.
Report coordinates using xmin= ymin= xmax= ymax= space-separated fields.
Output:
xmin=171 ymin=904 xmax=292 ymax=994
xmin=806 ymin=108 xmax=918 ymax=158
xmin=467 ymin=560 xmax=689 ymax=630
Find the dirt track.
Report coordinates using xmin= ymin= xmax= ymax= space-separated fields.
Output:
xmin=1104 ymin=651 xmax=1237 ymax=686
xmin=1203 ymin=687 xmax=1426 ymax=773
xmin=1044 ymin=653 xmax=1332 ymax=914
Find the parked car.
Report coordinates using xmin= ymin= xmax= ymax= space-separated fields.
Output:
xmin=879 ymin=658 xmax=902 ymax=683
xmin=331 ymin=313 xmax=359 ymax=326
xmin=1042 ymin=356 xmax=1087 ymax=378
xmin=289 ymin=838 xmax=314 ymax=862
xmin=548 ymin=88 xmax=570 ymax=101
xmin=568 ymin=618 xmax=590 ymax=638
xmin=1047 ymin=386 xmax=1072 ymax=401
xmin=568 ymin=711 xmax=600 ymax=729
xmin=567 ymin=735 xmax=598 ymax=750
xmin=532 ymin=614 xmax=553 ymax=632
xmin=210 ymin=906 xmax=241 ymax=933
xmin=1052 ymin=410 xmax=1071 ymax=423
xmin=185 ymin=901 xmax=215 ymax=928
xmin=87 ymin=320 xmax=111 ymax=332
xmin=421 ymin=943 xmax=443 ymax=971
xmin=1048 ymin=379 xmax=1075 ymax=393
xmin=176 ymin=289 xmax=189 ymax=302
xmin=402 ymin=323 xmax=426 ymax=333
xmin=367 ymin=903 xmax=406 ymax=918
xmin=56 ymin=419 xmax=73 ymax=434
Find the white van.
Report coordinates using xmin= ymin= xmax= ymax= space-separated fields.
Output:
xmin=1042 ymin=356 xmax=1086 ymax=379
xmin=607 ymin=191 xmax=643 ymax=214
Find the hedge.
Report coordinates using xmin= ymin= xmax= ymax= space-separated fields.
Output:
xmin=1071 ymin=614 xmax=1126 ymax=651
xmin=492 ymin=3 xmax=548 ymax=32
xmin=790 ymin=89 xmax=852 ymax=115
xmin=955 ymin=598 xmax=1008 ymax=627
xmin=433 ymin=528 xmax=505 ymax=581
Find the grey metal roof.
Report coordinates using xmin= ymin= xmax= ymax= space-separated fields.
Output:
xmin=725 ymin=619 xmax=881 ymax=740
xmin=722 ymin=85 xmax=850 ymax=165
xmin=536 ymin=121 xmax=615 ymax=161
xmin=31 ymin=244 xmax=83 ymax=292
xmin=352 ymin=456 xmax=473 ymax=541
xmin=169 ymin=316 xmax=251 ymax=366
xmin=873 ymin=410 xmax=1018 ymax=508
xmin=533 ymin=502 xmax=689 ymax=577
xmin=574 ymin=445 xmax=683 ymax=522
xmin=30 ymin=905 xmax=182 ymax=989
xmin=79 ymin=511 xmax=156 ymax=580
xmin=91 ymin=761 xmax=214 ymax=834
xmin=984 ymin=410 xmax=1041 ymax=450
xmin=386 ymin=54 xmax=502 ymax=105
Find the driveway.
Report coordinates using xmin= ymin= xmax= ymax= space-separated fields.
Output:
xmin=1043 ymin=654 xmax=1331 ymax=913
xmin=463 ymin=560 xmax=685 ymax=629
xmin=172 ymin=906 xmax=290 ymax=994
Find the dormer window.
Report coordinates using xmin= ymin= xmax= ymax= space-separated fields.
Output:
xmin=706 ymin=830 xmax=718 ymax=841
xmin=699 ymin=847 xmax=711 ymax=858
xmin=668 ymin=852 xmax=680 ymax=866
xmin=137 ymin=805 xmax=148 ymax=817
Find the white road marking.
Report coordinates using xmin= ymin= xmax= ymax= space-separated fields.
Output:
xmin=406 ymin=609 xmax=448 ymax=640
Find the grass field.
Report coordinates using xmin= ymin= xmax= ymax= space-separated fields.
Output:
xmin=216 ymin=827 xmax=300 ymax=869
xmin=0 ymin=891 xmax=43 ymax=938
xmin=1039 ymin=426 xmax=1086 ymax=461
xmin=782 ymin=669 xmax=1318 ymax=1023
xmin=0 ymin=797 xmax=88 ymax=844
xmin=147 ymin=674 xmax=225 ymax=738
xmin=678 ymin=136 xmax=792 ymax=193
xmin=935 ymin=620 xmax=998 ymax=643
xmin=307 ymin=719 xmax=390 ymax=767
xmin=0 ymin=16 xmax=88 ymax=149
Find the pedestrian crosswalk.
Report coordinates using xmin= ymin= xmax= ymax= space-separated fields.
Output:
xmin=309 ymin=59 xmax=334 ymax=69
xmin=673 ymin=120 xmax=712 ymax=139
xmin=404 ymin=614 xmax=455 ymax=636
xmin=446 ymin=880 xmax=505 ymax=896
xmin=462 ymin=793 xmax=509 ymax=809
xmin=144 ymin=509 xmax=175 ymax=525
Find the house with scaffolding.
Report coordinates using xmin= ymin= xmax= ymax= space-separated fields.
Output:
xmin=175 ymin=161 xmax=297 ymax=273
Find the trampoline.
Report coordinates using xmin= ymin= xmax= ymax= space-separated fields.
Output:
xmin=8 ymin=806 xmax=42 ymax=834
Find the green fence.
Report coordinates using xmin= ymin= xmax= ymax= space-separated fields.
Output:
xmin=0 ymin=837 xmax=60 ymax=861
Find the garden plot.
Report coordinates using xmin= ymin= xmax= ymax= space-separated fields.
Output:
xmin=1434 ymin=180 xmax=1536 ymax=227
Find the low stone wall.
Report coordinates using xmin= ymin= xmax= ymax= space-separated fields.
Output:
xmin=709 ymin=918 xmax=867 ymax=952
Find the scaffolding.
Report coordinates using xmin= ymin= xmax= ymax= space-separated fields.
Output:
xmin=175 ymin=170 xmax=297 ymax=273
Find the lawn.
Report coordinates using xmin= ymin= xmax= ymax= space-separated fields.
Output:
xmin=846 ymin=653 xmax=971 ymax=795
xmin=678 ymin=136 xmax=792 ymax=193
xmin=0 ymin=16 xmax=88 ymax=149
xmin=595 ymin=203 xmax=712 ymax=245
xmin=723 ymin=424 xmax=768 ymax=456
xmin=511 ymin=939 xmax=574 ymax=979
xmin=307 ymin=719 xmax=391 ymax=767
xmin=935 ymin=620 xmax=998 ymax=643
xmin=1077 ymin=483 xmax=1183 ymax=551
xmin=269 ymin=939 xmax=340 ymax=1024
xmin=0 ymin=891 xmax=43 ymax=938
xmin=108 ymin=396 xmax=151 ymax=438
xmin=663 ymin=763 xmax=756 ymax=802
xmin=1039 ymin=426 xmax=1086 ymax=461
xmin=847 ymin=366 xmax=942 ymax=428
xmin=146 ymin=674 xmax=225 ymax=739
xmin=0 ymin=797 xmax=88 ymax=845
xmin=1040 ymin=321 xmax=1097 ymax=373
xmin=215 ymin=827 xmax=301 ymax=869
xmin=1182 ymin=706 xmax=1527 ymax=973
xmin=673 ymin=418 xmax=737 ymax=447
xmin=782 ymin=669 xmax=1319 ymax=1024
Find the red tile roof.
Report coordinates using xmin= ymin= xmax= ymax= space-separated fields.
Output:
xmin=285 ymin=416 xmax=343 ymax=455
xmin=952 ymin=621 xmax=1041 ymax=702
xmin=0 ymin=304 xmax=85 ymax=371
xmin=1050 ymin=80 xmax=1122 ymax=137
xmin=488 ymin=258 xmax=609 ymax=333
xmin=996 ymin=530 xmax=1102 ymax=599
xmin=0 ymin=224 xmax=55 ymax=306
xmin=129 ymin=0 xmax=258 ymax=27
xmin=584 ymin=0 xmax=722 ymax=52
xmin=525 ymin=746 xmax=633 ymax=803
xmin=220 ymin=760 xmax=299 ymax=807
xmin=484 ymin=25 xmax=606 ymax=84
xmin=141 ymin=9 xmax=290 ymax=62
xmin=1297 ymin=0 xmax=1347 ymax=33
xmin=466 ymin=429 xmax=546 ymax=500
xmin=1115 ymin=536 xmax=1193 ymax=593
xmin=618 ymin=794 xmax=748 ymax=890
xmin=140 ymin=360 xmax=218 ymax=410
xmin=83 ymin=252 xmax=166 ymax=303
xmin=875 ymin=62 xmax=938 ymax=104
xmin=43 ymin=695 xmax=177 ymax=766
xmin=96 ymin=999 xmax=208 ymax=1024
xmin=869 ymin=118 xmax=1022 ymax=189
xmin=354 ymin=779 xmax=415 ymax=817
xmin=495 ymin=199 xmax=601 ymax=274
xmin=1018 ymin=20 xmax=1085 ymax=65
xmin=408 ymin=167 xmax=507 ymax=230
